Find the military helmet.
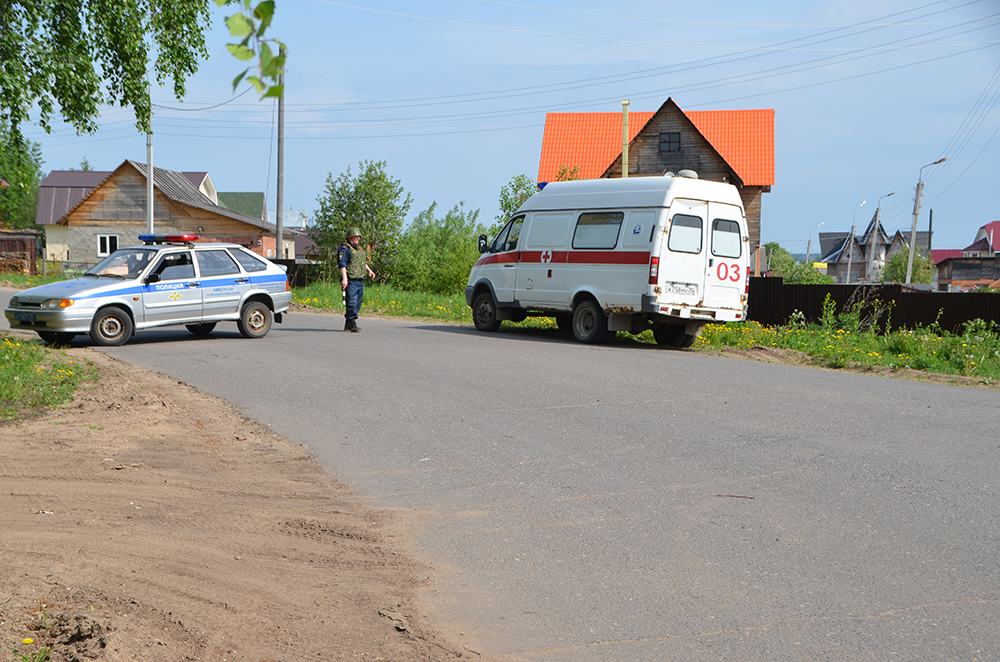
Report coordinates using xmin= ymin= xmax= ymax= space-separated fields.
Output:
xmin=346 ymin=227 xmax=362 ymax=240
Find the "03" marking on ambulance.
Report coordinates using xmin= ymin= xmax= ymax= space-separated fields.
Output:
xmin=716 ymin=262 xmax=741 ymax=282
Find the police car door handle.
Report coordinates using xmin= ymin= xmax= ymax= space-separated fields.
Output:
xmin=235 ymin=277 xmax=249 ymax=283
xmin=187 ymin=281 xmax=201 ymax=287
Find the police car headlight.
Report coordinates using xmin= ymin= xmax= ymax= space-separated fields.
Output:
xmin=41 ymin=298 xmax=75 ymax=309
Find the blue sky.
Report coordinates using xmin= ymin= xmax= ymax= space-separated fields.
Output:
xmin=21 ymin=0 xmax=1000 ymax=252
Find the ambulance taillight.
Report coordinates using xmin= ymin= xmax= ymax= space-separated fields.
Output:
xmin=648 ymin=257 xmax=659 ymax=285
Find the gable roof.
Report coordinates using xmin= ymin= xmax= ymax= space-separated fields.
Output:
xmin=55 ymin=160 xmax=276 ymax=232
xmin=37 ymin=167 xmax=221 ymax=225
xmin=974 ymin=221 xmax=1000 ymax=251
xmin=537 ymin=98 xmax=774 ymax=186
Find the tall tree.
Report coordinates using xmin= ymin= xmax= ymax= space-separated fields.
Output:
xmin=493 ymin=173 xmax=536 ymax=237
xmin=311 ymin=160 xmax=412 ymax=283
xmin=0 ymin=120 xmax=44 ymax=229
xmin=881 ymin=249 xmax=934 ymax=284
xmin=0 ymin=0 xmax=283 ymax=142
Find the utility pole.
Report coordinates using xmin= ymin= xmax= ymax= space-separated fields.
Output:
xmin=906 ymin=157 xmax=946 ymax=285
xmin=846 ymin=200 xmax=866 ymax=283
xmin=621 ymin=99 xmax=629 ymax=179
xmin=867 ymin=192 xmax=895 ymax=282
xmin=146 ymin=132 xmax=154 ymax=234
xmin=275 ymin=47 xmax=285 ymax=260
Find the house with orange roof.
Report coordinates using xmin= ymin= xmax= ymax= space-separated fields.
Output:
xmin=537 ymin=98 xmax=774 ymax=252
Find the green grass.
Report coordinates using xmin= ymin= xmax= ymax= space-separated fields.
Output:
xmin=0 ymin=335 xmax=99 ymax=421
xmin=0 ymin=272 xmax=68 ymax=288
xmin=695 ymin=319 xmax=1000 ymax=383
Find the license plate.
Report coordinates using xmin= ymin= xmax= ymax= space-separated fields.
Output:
xmin=14 ymin=312 xmax=36 ymax=321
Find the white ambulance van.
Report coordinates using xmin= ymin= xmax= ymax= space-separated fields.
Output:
xmin=465 ymin=171 xmax=750 ymax=346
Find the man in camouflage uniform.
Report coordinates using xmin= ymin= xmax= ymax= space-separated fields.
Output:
xmin=338 ymin=227 xmax=375 ymax=332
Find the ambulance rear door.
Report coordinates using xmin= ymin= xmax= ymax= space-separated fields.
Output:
xmin=656 ymin=199 xmax=708 ymax=308
xmin=701 ymin=202 xmax=747 ymax=312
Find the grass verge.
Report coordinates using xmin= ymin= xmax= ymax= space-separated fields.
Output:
xmin=1 ymin=335 xmax=100 ymax=421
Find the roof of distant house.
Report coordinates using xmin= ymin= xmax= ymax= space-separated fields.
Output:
xmin=537 ymin=100 xmax=774 ymax=186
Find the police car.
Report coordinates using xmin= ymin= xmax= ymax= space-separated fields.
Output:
xmin=4 ymin=234 xmax=292 ymax=346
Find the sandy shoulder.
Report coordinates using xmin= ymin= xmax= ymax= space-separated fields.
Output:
xmin=0 ymin=348 xmax=472 ymax=661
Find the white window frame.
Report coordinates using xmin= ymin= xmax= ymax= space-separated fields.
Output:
xmin=98 ymin=234 xmax=119 ymax=257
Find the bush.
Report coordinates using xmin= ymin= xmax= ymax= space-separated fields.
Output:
xmin=394 ymin=202 xmax=485 ymax=294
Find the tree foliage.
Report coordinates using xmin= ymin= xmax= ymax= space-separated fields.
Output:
xmin=395 ymin=202 xmax=485 ymax=294
xmin=881 ymin=248 xmax=934 ymax=284
xmin=0 ymin=0 xmax=284 ymax=142
xmin=311 ymin=160 xmax=412 ymax=283
xmin=0 ymin=0 xmax=212 ymax=138
xmin=215 ymin=0 xmax=285 ymax=97
xmin=494 ymin=174 xmax=536 ymax=232
xmin=0 ymin=120 xmax=44 ymax=229
xmin=555 ymin=165 xmax=581 ymax=181
xmin=764 ymin=242 xmax=834 ymax=284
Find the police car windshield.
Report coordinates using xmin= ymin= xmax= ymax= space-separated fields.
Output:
xmin=86 ymin=249 xmax=156 ymax=279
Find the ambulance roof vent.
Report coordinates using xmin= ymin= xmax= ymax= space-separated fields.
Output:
xmin=678 ymin=169 xmax=699 ymax=179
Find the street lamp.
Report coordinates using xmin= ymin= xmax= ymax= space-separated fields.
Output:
xmin=866 ymin=192 xmax=895 ymax=282
xmin=806 ymin=222 xmax=824 ymax=265
xmin=905 ymin=157 xmax=947 ymax=285
xmin=845 ymin=200 xmax=866 ymax=283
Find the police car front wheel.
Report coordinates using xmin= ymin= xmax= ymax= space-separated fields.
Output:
xmin=90 ymin=307 xmax=133 ymax=346
xmin=238 ymin=301 xmax=272 ymax=339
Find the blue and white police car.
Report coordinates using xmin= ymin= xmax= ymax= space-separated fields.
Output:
xmin=4 ymin=234 xmax=292 ymax=346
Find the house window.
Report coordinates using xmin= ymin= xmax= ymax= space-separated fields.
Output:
xmin=98 ymin=235 xmax=119 ymax=256
xmin=659 ymin=132 xmax=680 ymax=152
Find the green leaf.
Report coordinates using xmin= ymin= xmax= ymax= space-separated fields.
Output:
xmin=246 ymin=75 xmax=265 ymax=93
xmin=225 ymin=13 xmax=254 ymax=37
xmin=226 ymin=43 xmax=256 ymax=61
xmin=231 ymin=70 xmax=248 ymax=90
xmin=262 ymin=84 xmax=283 ymax=98
xmin=255 ymin=1 xmax=275 ymax=32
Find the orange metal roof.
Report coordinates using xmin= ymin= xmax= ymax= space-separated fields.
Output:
xmin=537 ymin=105 xmax=774 ymax=187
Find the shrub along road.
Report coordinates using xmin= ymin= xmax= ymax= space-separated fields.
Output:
xmin=3 ymin=290 xmax=999 ymax=661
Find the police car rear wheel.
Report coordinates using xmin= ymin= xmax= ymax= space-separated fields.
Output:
xmin=38 ymin=331 xmax=75 ymax=345
xmin=238 ymin=302 xmax=272 ymax=338
xmin=90 ymin=308 xmax=133 ymax=346
xmin=572 ymin=300 xmax=608 ymax=344
xmin=186 ymin=323 xmax=217 ymax=336
xmin=473 ymin=293 xmax=502 ymax=332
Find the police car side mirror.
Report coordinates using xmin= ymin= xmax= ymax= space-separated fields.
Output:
xmin=145 ymin=273 xmax=160 ymax=284
xmin=478 ymin=234 xmax=489 ymax=254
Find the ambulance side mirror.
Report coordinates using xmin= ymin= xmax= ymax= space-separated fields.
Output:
xmin=478 ymin=234 xmax=489 ymax=254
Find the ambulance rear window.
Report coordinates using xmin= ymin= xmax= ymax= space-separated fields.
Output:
xmin=711 ymin=219 xmax=742 ymax=258
xmin=572 ymin=212 xmax=623 ymax=250
xmin=668 ymin=215 xmax=703 ymax=254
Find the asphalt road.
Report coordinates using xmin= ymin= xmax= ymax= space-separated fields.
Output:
xmin=4 ymin=289 xmax=999 ymax=661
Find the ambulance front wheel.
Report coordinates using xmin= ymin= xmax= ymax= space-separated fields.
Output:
xmin=572 ymin=300 xmax=609 ymax=344
xmin=473 ymin=292 xmax=502 ymax=332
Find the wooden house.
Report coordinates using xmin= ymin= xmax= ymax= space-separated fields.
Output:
xmin=536 ymin=98 xmax=774 ymax=255
xmin=39 ymin=161 xmax=291 ymax=264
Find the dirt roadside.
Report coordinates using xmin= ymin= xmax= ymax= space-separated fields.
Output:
xmin=0 ymin=346 xmax=477 ymax=662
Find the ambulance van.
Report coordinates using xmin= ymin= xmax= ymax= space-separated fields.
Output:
xmin=465 ymin=171 xmax=750 ymax=346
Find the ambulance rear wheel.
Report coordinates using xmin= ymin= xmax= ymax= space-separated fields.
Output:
xmin=653 ymin=324 xmax=696 ymax=348
xmin=572 ymin=300 xmax=609 ymax=344
xmin=473 ymin=292 xmax=501 ymax=332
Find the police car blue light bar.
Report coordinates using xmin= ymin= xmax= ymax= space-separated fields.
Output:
xmin=139 ymin=234 xmax=200 ymax=244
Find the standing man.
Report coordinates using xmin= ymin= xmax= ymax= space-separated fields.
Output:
xmin=338 ymin=227 xmax=376 ymax=332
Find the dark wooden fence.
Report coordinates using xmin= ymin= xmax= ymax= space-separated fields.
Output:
xmin=747 ymin=277 xmax=1000 ymax=333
